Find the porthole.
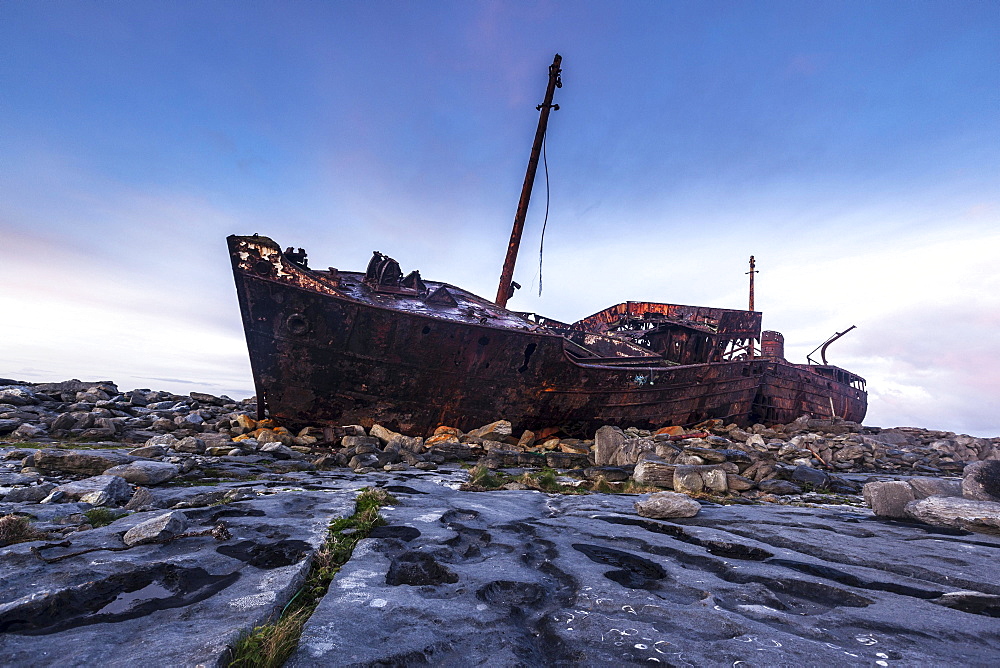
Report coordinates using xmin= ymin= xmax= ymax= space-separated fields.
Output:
xmin=285 ymin=313 xmax=309 ymax=335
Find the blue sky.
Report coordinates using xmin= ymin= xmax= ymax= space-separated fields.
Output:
xmin=2 ymin=1 xmax=998 ymax=435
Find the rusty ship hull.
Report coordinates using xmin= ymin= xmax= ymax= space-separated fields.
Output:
xmin=229 ymin=235 xmax=867 ymax=435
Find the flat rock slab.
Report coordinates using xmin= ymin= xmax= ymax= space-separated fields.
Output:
xmin=292 ymin=481 xmax=1000 ymax=667
xmin=0 ymin=487 xmax=359 ymax=667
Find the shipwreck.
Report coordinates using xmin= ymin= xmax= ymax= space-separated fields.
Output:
xmin=228 ymin=54 xmax=866 ymax=436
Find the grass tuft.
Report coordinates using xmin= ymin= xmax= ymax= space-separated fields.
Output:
xmin=226 ymin=487 xmax=397 ymax=668
xmin=0 ymin=514 xmax=46 ymax=546
xmin=83 ymin=508 xmax=125 ymax=528
xmin=468 ymin=466 xmax=503 ymax=489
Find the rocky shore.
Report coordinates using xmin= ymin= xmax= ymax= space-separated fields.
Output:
xmin=2 ymin=379 xmax=999 ymax=666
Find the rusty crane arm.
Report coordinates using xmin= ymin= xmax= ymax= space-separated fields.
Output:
xmin=807 ymin=325 xmax=857 ymax=365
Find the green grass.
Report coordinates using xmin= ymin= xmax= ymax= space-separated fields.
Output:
xmin=226 ymin=487 xmax=397 ymax=668
xmin=463 ymin=466 xmax=589 ymax=494
xmin=468 ymin=465 xmax=504 ymax=489
xmin=83 ymin=508 xmax=126 ymax=528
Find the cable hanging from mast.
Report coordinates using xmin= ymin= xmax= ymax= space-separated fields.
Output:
xmin=538 ymin=133 xmax=550 ymax=296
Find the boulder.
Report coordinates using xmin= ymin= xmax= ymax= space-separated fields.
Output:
xmin=673 ymin=464 xmax=729 ymax=494
xmin=34 ymin=450 xmax=136 ymax=476
xmin=833 ymin=444 xmax=866 ymax=461
xmin=632 ymin=459 xmax=676 ymax=488
xmin=124 ymin=487 xmax=159 ymax=511
xmin=174 ymin=437 xmax=206 ymax=454
xmin=12 ymin=424 xmax=45 ymax=439
xmin=123 ymin=511 xmax=188 ymax=546
xmin=593 ymin=426 xmax=627 ymax=466
xmin=53 ymin=475 xmax=132 ymax=505
xmin=468 ymin=420 xmax=512 ymax=441
xmin=369 ymin=423 xmax=398 ymax=444
xmin=260 ymin=443 xmax=297 ymax=459
xmin=104 ymin=461 xmax=180 ymax=485
xmin=908 ymin=477 xmax=962 ymax=499
xmin=757 ymin=479 xmax=802 ymax=495
xmin=962 ymin=461 xmax=1000 ymax=502
xmin=904 ymin=496 xmax=1000 ymax=534
xmin=3 ymin=483 xmax=56 ymax=503
xmin=594 ymin=427 xmax=655 ymax=467
xmin=634 ymin=492 xmax=701 ymax=519
xmin=791 ymin=465 xmax=830 ymax=489
xmin=0 ymin=418 xmax=22 ymax=434
xmin=145 ymin=434 xmax=179 ymax=448
xmin=387 ymin=433 xmax=425 ymax=454
xmin=342 ymin=435 xmax=381 ymax=449
xmin=682 ymin=446 xmax=728 ymax=463
xmin=863 ymin=481 xmax=916 ymax=518
xmin=128 ymin=445 xmax=167 ymax=458
xmin=0 ymin=387 xmax=38 ymax=406
xmin=583 ymin=467 xmax=630 ymax=482
xmin=726 ymin=474 xmax=755 ymax=491
xmin=673 ymin=466 xmax=703 ymax=494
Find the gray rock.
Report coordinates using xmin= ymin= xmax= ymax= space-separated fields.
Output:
xmin=593 ymin=425 xmax=627 ymax=466
xmin=594 ymin=427 xmax=655 ymax=468
xmin=904 ymin=496 xmax=1000 ymax=534
xmin=289 ymin=477 xmax=1000 ymax=668
xmin=369 ymin=423 xmax=398 ymax=444
xmin=53 ymin=475 xmax=132 ymax=505
xmin=726 ymin=473 xmax=754 ymax=491
xmin=349 ymin=453 xmax=379 ymax=470
xmin=832 ymin=444 xmax=866 ymax=461
xmin=128 ymin=445 xmax=166 ymax=458
xmin=3 ymin=483 xmax=56 ymax=503
xmin=863 ymin=481 xmax=916 ymax=518
xmin=791 ymin=465 xmax=830 ymax=488
xmin=122 ymin=511 xmax=188 ymax=546
xmin=12 ymin=423 xmax=45 ymax=439
xmin=701 ymin=466 xmax=728 ymax=493
xmin=103 ymin=461 xmax=180 ymax=485
xmin=632 ymin=459 xmax=675 ymax=488
xmin=0 ymin=387 xmax=38 ymax=406
xmin=962 ymin=461 xmax=1000 ymax=502
xmin=673 ymin=465 xmax=704 ymax=494
xmin=908 ymin=477 xmax=962 ymax=499
xmin=39 ymin=489 xmax=65 ymax=503
xmin=387 ymin=433 xmax=425 ymax=454
xmin=34 ymin=449 xmax=136 ymax=476
xmin=0 ymin=418 xmax=22 ymax=434
xmin=0 ymin=472 xmax=40 ymax=486
xmin=757 ymin=479 xmax=803 ymax=495
xmin=341 ymin=435 xmax=380 ymax=448
xmin=124 ymin=486 xmax=158 ymax=511
xmin=635 ymin=491 xmax=701 ymax=518
xmin=145 ymin=433 xmax=179 ymax=448
xmin=174 ymin=436 xmax=206 ymax=454
xmin=80 ymin=490 xmax=113 ymax=506
xmin=582 ymin=466 xmax=630 ymax=482
xmin=673 ymin=464 xmax=728 ymax=494
xmin=260 ymin=443 xmax=296 ymax=459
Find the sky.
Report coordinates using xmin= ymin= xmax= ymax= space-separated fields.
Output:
xmin=1 ymin=1 xmax=997 ymax=436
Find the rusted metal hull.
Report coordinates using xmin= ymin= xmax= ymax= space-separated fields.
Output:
xmin=229 ymin=235 xmax=866 ymax=436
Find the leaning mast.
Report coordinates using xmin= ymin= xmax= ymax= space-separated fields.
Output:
xmin=495 ymin=54 xmax=562 ymax=307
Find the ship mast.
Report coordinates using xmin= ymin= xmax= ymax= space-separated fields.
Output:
xmin=747 ymin=255 xmax=758 ymax=357
xmin=495 ymin=54 xmax=562 ymax=307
